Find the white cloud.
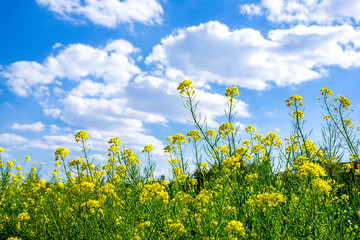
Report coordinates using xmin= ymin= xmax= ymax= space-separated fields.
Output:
xmin=1 ymin=40 xmax=140 ymax=97
xmin=11 ymin=122 xmax=45 ymax=131
xmin=240 ymin=0 xmax=360 ymax=25
xmin=133 ymin=75 xmax=250 ymax=127
xmin=239 ymin=3 xmax=262 ymax=16
xmin=146 ymin=21 xmax=360 ymax=90
xmin=44 ymin=108 xmax=61 ymax=118
xmin=0 ymin=133 xmax=28 ymax=145
xmin=50 ymin=124 xmax=61 ymax=133
xmin=36 ymin=0 xmax=163 ymax=28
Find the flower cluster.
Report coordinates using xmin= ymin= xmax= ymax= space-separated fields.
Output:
xmin=54 ymin=147 xmax=69 ymax=162
xmin=298 ymin=161 xmax=326 ymax=178
xmin=218 ymin=122 xmax=235 ymax=139
xmin=142 ymin=144 xmax=154 ymax=153
xmin=75 ymin=130 xmax=89 ymax=143
xmin=167 ymin=134 xmax=187 ymax=149
xmin=320 ymin=87 xmax=332 ymax=98
xmin=177 ymin=80 xmax=195 ymax=98
xmin=224 ymin=220 xmax=246 ymax=237
xmin=187 ymin=130 xmax=202 ymax=142
xmin=337 ymin=95 xmax=351 ymax=110
xmin=285 ymin=95 xmax=304 ymax=108
xmin=206 ymin=129 xmax=217 ymax=139
xmin=139 ymin=182 xmax=169 ymax=204
xmin=248 ymin=192 xmax=286 ymax=212
xmin=225 ymin=87 xmax=239 ymax=102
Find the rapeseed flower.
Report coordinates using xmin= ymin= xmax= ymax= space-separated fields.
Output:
xmin=6 ymin=160 xmax=14 ymax=169
xmin=249 ymin=192 xmax=286 ymax=212
xmin=218 ymin=122 xmax=234 ymax=138
xmin=320 ymin=88 xmax=332 ymax=98
xmin=312 ymin=178 xmax=332 ymax=195
xmin=225 ymin=87 xmax=239 ymax=102
xmin=224 ymin=220 xmax=246 ymax=237
xmin=187 ymin=130 xmax=202 ymax=142
xmin=200 ymin=162 xmax=207 ymax=168
xmin=293 ymin=110 xmax=304 ymax=120
xmin=285 ymin=95 xmax=303 ymax=108
xmin=298 ymin=161 xmax=326 ymax=178
xmin=177 ymin=80 xmax=195 ymax=98
xmin=75 ymin=130 xmax=89 ymax=143
xmin=206 ymin=129 xmax=216 ymax=139
xmin=245 ymin=125 xmax=256 ymax=133
xmin=142 ymin=144 xmax=154 ymax=153
xmin=55 ymin=147 xmax=69 ymax=162
xmin=338 ymin=95 xmax=351 ymax=110
xmin=167 ymin=134 xmax=187 ymax=148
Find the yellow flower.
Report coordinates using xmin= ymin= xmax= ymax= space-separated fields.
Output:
xmin=312 ymin=178 xmax=332 ymax=195
xmin=167 ymin=134 xmax=187 ymax=148
xmin=108 ymin=137 xmax=121 ymax=144
xmin=54 ymin=147 xmax=69 ymax=162
xmin=177 ymin=80 xmax=195 ymax=98
xmin=187 ymin=130 xmax=202 ymax=142
xmin=320 ymin=88 xmax=332 ymax=98
xmin=224 ymin=220 xmax=246 ymax=236
xmin=338 ymin=95 xmax=351 ymax=110
xmin=342 ymin=119 xmax=353 ymax=128
xmin=189 ymin=178 xmax=197 ymax=186
xmin=245 ymin=125 xmax=256 ymax=133
xmin=16 ymin=212 xmax=30 ymax=222
xmin=293 ymin=110 xmax=304 ymax=120
xmin=298 ymin=161 xmax=326 ymax=178
xmin=168 ymin=221 xmax=186 ymax=236
xmin=142 ymin=144 xmax=154 ymax=153
xmin=200 ymin=162 xmax=208 ymax=168
xmin=225 ymin=87 xmax=239 ymax=102
xmin=218 ymin=122 xmax=234 ymax=138
xmin=25 ymin=155 xmax=31 ymax=162
xmin=75 ymin=130 xmax=89 ymax=143
xmin=206 ymin=129 xmax=216 ymax=139
xmin=248 ymin=192 xmax=286 ymax=212
xmin=0 ymin=147 xmax=3 ymax=152
xmin=341 ymin=194 xmax=350 ymax=203
xmin=6 ymin=160 xmax=14 ymax=169
xmin=285 ymin=95 xmax=303 ymax=108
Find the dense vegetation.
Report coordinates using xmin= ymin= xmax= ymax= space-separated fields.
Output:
xmin=1 ymin=81 xmax=359 ymax=239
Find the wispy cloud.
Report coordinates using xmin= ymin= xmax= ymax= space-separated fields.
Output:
xmin=36 ymin=0 xmax=163 ymax=28
xmin=11 ymin=122 xmax=45 ymax=131
xmin=240 ymin=0 xmax=360 ymax=25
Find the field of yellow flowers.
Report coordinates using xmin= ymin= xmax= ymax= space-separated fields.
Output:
xmin=1 ymin=80 xmax=359 ymax=239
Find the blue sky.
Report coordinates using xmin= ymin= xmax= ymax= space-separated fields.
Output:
xmin=1 ymin=0 xmax=360 ymax=180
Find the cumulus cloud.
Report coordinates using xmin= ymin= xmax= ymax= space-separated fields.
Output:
xmin=240 ymin=0 xmax=360 ymax=25
xmin=146 ymin=21 xmax=360 ymax=90
xmin=11 ymin=122 xmax=45 ymax=131
xmin=36 ymin=0 xmax=163 ymax=28
xmin=1 ymin=39 xmax=140 ymax=97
